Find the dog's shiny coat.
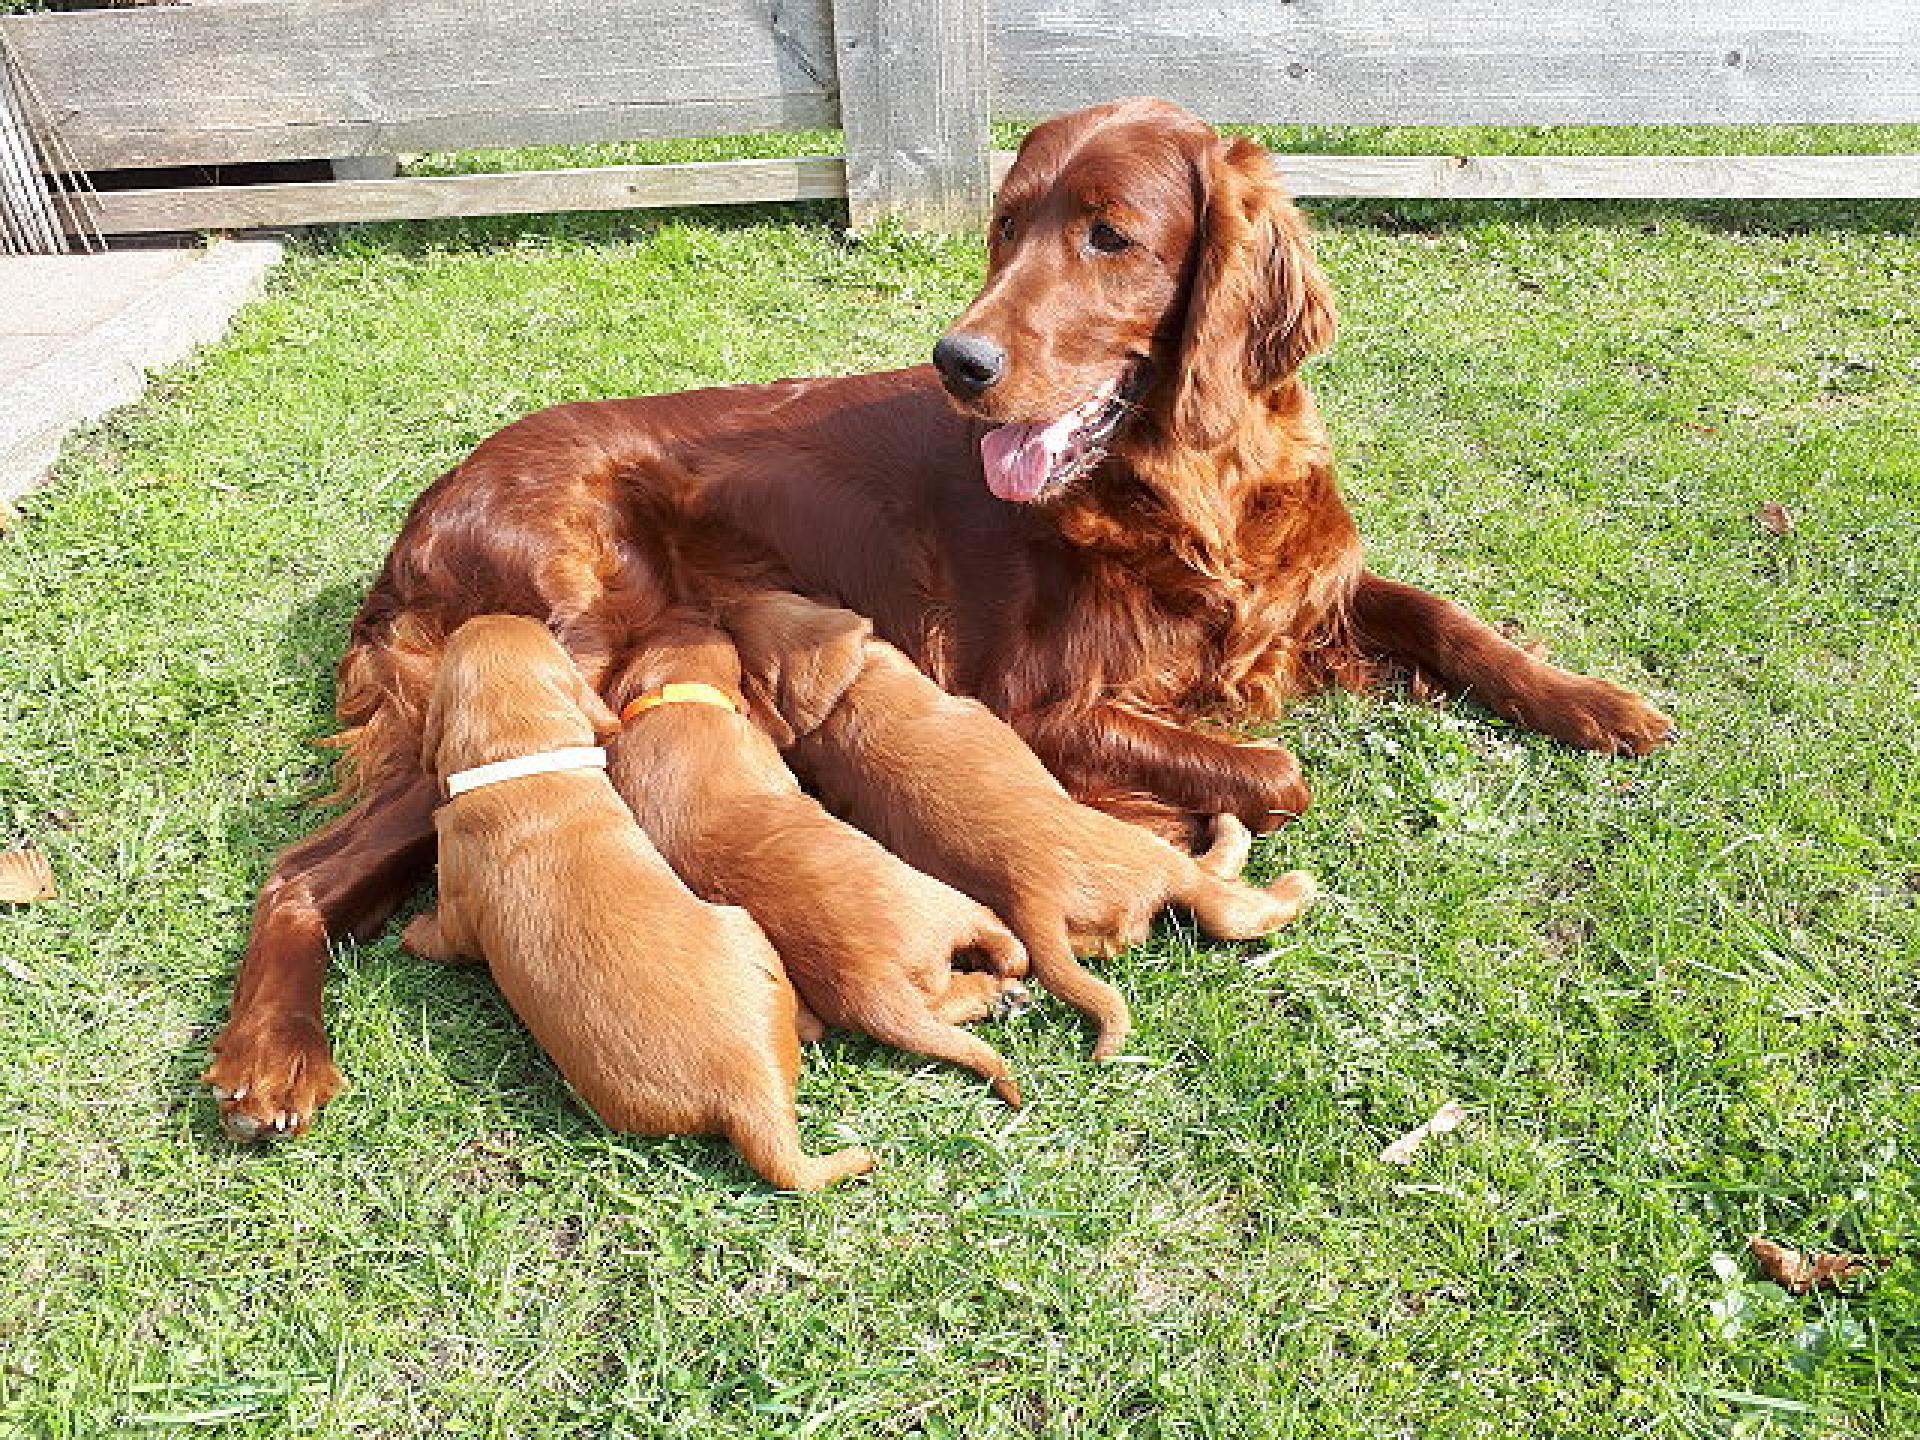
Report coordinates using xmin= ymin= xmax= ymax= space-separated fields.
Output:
xmin=402 ymin=615 xmax=873 ymax=1191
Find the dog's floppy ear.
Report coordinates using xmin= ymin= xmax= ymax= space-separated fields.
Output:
xmin=725 ymin=591 xmax=872 ymax=747
xmin=1171 ymin=135 xmax=1336 ymax=450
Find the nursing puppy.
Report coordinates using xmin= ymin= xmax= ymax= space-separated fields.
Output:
xmin=605 ymin=608 xmax=1032 ymax=1105
xmin=728 ymin=593 xmax=1318 ymax=1060
xmin=403 ymin=614 xmax=873 ymax=1192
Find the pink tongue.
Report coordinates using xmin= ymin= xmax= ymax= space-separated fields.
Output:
xmin=980 ymin=410 xmax=1082 ymax=503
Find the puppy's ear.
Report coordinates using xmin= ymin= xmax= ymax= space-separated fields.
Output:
xmin=557 ymin=660 xmax=622 ymax=741
xmin=418 ymin=675 xmax=448 ymax=778
xmin=725 ymin=591 xmax=873 ymax=745
xmin=1171 ymin=136 xmax=1336 ymax=450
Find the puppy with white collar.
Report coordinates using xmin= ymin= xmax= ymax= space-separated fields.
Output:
xmin=402 ymin=614 xmax=873 ymax=1192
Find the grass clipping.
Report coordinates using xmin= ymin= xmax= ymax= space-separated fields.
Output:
xmin=1380 ymin=1100 xmax=1469 ymax=1165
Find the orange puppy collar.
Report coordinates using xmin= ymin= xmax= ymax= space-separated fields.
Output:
xmin=620 ymin=681 xmax=739 ymax=724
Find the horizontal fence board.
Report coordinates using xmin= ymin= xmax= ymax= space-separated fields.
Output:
xmin=64 ymin=157 xmax=848 ymax=233
xmin=990 ymin=2 xmax=1920 ymax=125
xmin=1 ymin=0 xmax=837 ymax=171
xmin=71 ymin=152 xmax=1920 ymax=235
xmin=1266 ymin=153 xmax=1920 ymax=200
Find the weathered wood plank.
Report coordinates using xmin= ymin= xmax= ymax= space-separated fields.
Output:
xmin=70 ymin=150 xmax=1920 ymax=237
xmin=833 ymin=0 xmax=991 ymax=230
xmin=1268 ymin=154 xmax=1920 ymax=200
xmin=61 ymin=157 xmax=848 ymax=234
xmin=0 ymin=0 xmax=838 ymax=171
xmin=989 ymin=150 xmax=1920 ymax=201
xmin=990 ymin=1 xmax=1920 ymax=125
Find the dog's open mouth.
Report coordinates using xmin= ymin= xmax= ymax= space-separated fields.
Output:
xmin=979 ymin=372 xmax=1139 ymax=503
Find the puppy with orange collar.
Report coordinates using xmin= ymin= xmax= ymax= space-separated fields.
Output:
xmin=725 ymin=592 xmax=1319 ymax=1061
xmin=605 ymin=608 xmax=1032 ymax=1105
xmin=403 ymin=614 xmax=873 ymax=1192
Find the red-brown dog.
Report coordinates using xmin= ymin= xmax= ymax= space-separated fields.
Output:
xmin=403 ymin=614 xmax=873 ymax=1191
xmin=730 ymin=593 xmax=1317 ymax=1059
xmin=605 ymin=607 xmax=1032 ymax=1104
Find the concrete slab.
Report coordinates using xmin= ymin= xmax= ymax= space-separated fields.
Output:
xmin=3 ymin=247 xmax=203 ymax=338
xmin=0 ymin=238 xmax=283 ymax=505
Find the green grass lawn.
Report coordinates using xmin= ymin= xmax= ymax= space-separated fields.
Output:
xmin=1 ymin=176 xmax=1917 ymax=1438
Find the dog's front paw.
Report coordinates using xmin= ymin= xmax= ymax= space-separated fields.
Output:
xmin=1537 ymin=677 xmax=1676 ymax=757
xmin=1224 ymin=739 xmax=1312 ymax=831
xmin=204 ymin=1011 xmax=343 ymax=1141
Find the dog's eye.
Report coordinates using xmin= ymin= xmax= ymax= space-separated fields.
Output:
xmin=995 ymin=213 xmax=1015 ymax=244
xmin=1088 ymin=220 xmax=1132 ymax=254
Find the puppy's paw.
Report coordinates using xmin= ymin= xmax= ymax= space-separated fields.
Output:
xmin=204 ymin=1010 xmax=343 ymax=1141
xmin=794 ymin=1000 xmax=828 ymax=1044
xmin=1260 ymin=869 xmax=1317 ymax=928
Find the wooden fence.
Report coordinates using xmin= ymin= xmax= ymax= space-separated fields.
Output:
xmin=2 ymin=0 xmax=1917 ymax=244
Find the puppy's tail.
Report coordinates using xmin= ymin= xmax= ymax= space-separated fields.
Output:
xmin=864 ymin=1005 xmax=1023 ymax=1107
xmin=725 ymin=1105 xmax=876 ymax=1193
xmin=1021 ymin=918 xmax=1132 ymax=1062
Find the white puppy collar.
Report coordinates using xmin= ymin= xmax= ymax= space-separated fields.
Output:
xmin=443 ymin=746 xmax=608 ymax=798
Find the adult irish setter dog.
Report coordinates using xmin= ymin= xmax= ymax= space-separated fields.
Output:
xmin=207 ymin=98 xmax=1671 ymax=1139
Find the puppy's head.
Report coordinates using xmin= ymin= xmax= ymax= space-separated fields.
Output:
xmin=605 ymin=610 xmax=747 ymax=712
xmin=721 ymin=590 xmax=873 ymax=747
xmin=421 ymin=614 xmax=620 ymax=777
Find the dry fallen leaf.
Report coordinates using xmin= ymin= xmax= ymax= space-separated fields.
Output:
xmin=1756 ymin=501 xmax=1796 ymax=536
xmin=1380 ymin=1100 xmax=1469 ymax=1165
xmin=0 ymin=848 xmax=56 ymax=905
xmin=1748 ymin=1235 xmax=1877 ymax=1294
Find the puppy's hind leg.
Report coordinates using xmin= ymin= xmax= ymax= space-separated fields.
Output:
xmin=724 ymin=1093 xmax=875 ymax=1193
xmin=400 ymin=907 xmax=481 ymax=965
xmin=858 ymin=1000 xmax=1024 ymax=1107
xmin=1193 ymin=813 xmax=1254 ymax=879
xmin=1020 ymin=916 xmax=1132 ymax=1061
xmin=1176 ymin=864 xmax=1317 ymax=942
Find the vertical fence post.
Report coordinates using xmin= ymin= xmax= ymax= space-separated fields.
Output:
xmin=830 ymin=0 xmax=991 ymax=232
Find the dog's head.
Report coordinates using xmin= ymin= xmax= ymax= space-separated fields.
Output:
xmin=721 ymin=590 xmax=874 ymax=747
xmin=420 ymin=614 xmax=620 ymax=777
xmin=933 ymin=98 xmax=1335 ymax=501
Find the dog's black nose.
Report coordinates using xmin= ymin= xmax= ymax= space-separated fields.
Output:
xmin=933 ymin=332 xmax=1006 ymax=395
